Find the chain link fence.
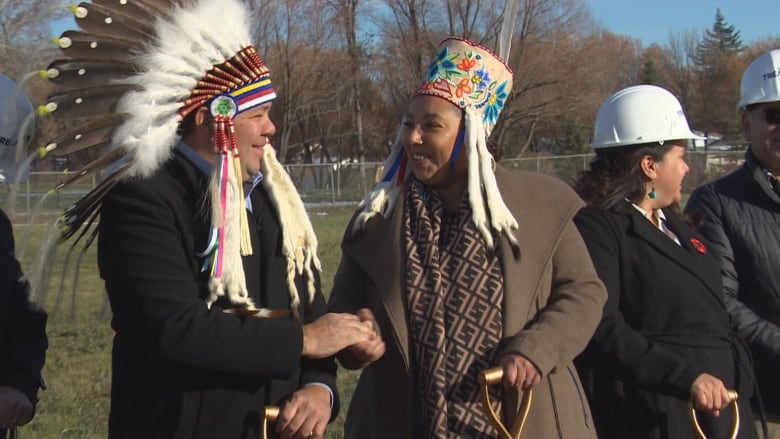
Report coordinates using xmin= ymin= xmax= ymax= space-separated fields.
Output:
xmin=1 ymin=150 xmax=747 ymax=220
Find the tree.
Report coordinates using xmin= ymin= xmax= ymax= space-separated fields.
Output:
xmin=663 ymin=29 xmax=699 ymax=117
xmin=691 ymin=9 xmax=745 ymax=140
xmin=0 ymin=0 xmax=70 ymax=80
xmin=693 ymin=8 xmax=742 ymax=67
xmin=641 ymin=59 xmax=661 ymax=85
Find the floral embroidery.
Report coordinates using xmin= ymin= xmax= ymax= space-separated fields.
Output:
xmin=415 ymin=38 xmax=512 ymax=136
xmin=456 ymin=55 xmax=476 ymax=71
xmin=426 ymin=47 xmax=460 ymax=81
xmin=482 ymin=81 xmax=509 ymax=127
xmin=690 ymin=237 xmax=707 ymax=254
xmin=455 ymin=77 xmax=472 ymax=98
xmin=471 ymin=68 xmax=490 ymax=91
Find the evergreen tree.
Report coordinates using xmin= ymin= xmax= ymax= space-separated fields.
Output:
xmin=641 ymin=59 xmax=661 ymax=85
xmin=693 ymin=9 xmax=743 ymax=67
xmin=688 ymin=9 xmax=745 ymax=141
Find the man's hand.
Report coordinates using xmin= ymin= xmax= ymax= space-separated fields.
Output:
xmin=498 ymin=354 xmax=541 ymax=390
xmin=690 ymin=373 xmax=734 ymax=417
xmin=302 ymin=313 xmax=375 ymax=359
xmin=275 ymin=385 xmax=331 ymax=439
xmin=343 ymin=308 xmax=385 ymax=365
xmin=0 ymin=386 xmax=34 ymax=429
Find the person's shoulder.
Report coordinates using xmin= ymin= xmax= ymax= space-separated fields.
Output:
xmin=691 ymin=164 xmax=748 ymax=196
xmin=688 ymin=165 xmax=751 ymax=214
xmin=108 ymin=153 xmax=200 ymax=202
xmin=575 ymin=205 xmax=624 ymax=223
xmin=574 ymin=206 xmax=629 ymax=239
xmin=495 ymin=166 xmax=582 ymax=209
xmin=496 ymin=166 xmax=579 ymax=201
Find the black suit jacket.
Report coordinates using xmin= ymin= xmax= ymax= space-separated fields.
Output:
xmin=0 ymin=209 xmax=47 ymax=437
xmin=574 ymin=206 xmax=756 ymax=439
xmin=98 ymin=151 xmax=337 ymax=439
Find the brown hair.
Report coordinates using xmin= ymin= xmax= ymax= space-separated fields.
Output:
xmin=573 ymin=142 xmax=679 ymax=213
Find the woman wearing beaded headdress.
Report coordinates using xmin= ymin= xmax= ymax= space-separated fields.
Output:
xmin=327 ymin=36 xmax=607 ymax=438
xmin=36 ymin=1 xmax=377 ymax=437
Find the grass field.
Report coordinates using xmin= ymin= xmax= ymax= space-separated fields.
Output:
xmin=13 ymin=204 xmax=360 ymax=439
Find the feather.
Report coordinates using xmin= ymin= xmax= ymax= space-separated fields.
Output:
xmin=53 ymin=207 xmax=100 ymax=316
xmin=54 ymin=31 xmax=146 ymax=62
xmin=41 ymin=114 xmax=127 ymax=157
xmin=57 ymin=163 xmax=127 ymax=241
xmin=43 ymin=84 xmax=138 ymax=119
xmin=73 ymin=1 xmax=156 ymax=41
xmin=45 ymin=59 xmax=137 ymax=89
xmin=90 ymin=0 xmax=178 ymax=22
xmin=53 ymin=147 xmax=127 ymax=192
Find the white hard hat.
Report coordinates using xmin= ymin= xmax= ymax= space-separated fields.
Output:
xmin=738 ymin=49 xmax=780 ymax=109
xmin=0 ymin=73 xmax=35 ymax=183
xmin=591 ymin=84 xmax=704 ymax=150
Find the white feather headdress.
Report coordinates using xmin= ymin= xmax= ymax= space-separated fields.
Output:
xmin=36 ymin=0 xmax=319 ymax=317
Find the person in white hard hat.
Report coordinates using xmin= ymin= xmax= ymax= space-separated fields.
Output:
xmin=573 ymin=84 xmax=758 ymax=439
xmin=0 ymin=74 xmax=47 ymax=438
xmin=686 ymin=48 xmax=780 ymax=439
xmin=0 ymin=73 xmax=34 ymax=185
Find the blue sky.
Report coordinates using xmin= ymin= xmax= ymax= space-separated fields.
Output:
xmin=52 ymin=1 xmax=777 ymax=48
xmin=588 ymin=0 xmax=778 ymax=46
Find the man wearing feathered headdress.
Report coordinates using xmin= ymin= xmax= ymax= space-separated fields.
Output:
xmin=38 ymin=1 xmax=379 ymax=438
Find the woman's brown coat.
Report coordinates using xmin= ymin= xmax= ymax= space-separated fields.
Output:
xmin=328 ymin=167 xmax=607 ymax=438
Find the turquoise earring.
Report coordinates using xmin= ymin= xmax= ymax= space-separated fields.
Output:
xmin=649 ymin=183 xmax=657 ymax=199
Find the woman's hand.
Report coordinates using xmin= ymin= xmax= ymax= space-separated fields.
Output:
xmin=344 ymin=308 xmax=385 ymax=364
xmin=690 ymin=373 xmax=735 ymax=417
xmin=498 ymin=354 xmax=541 ymax=390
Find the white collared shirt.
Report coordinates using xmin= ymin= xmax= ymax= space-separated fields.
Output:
xmin=631 ymin=203 xmax=681 ymax=246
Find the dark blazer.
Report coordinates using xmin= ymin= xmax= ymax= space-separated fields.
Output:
xmin=574 ymin=206 xmax=756 ymax=439
xmin=0 ymin=208 xmax=47 ymax=438
xmin=98 ymin=152 xmax=337 ymax=439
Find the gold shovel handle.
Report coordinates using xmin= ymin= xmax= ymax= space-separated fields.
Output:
xmin=262 ymin=406 xmax=280 ymax=439
xmin=690 ymin=390 xmax=739 ymax=439
xmin=479 ymin=367 xmax=533 ymax=439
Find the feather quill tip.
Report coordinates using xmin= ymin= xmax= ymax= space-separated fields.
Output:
xmin=37 ymin=103 xmax=56 ymax=116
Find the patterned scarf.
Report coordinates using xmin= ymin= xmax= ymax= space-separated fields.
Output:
xmin=403 ymin=180 xmax=504 ymax=438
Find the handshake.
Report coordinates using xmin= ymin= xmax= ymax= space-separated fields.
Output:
xmin=301 ymin=308 xmax=385 ymax=367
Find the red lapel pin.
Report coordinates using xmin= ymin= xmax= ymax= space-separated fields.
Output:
xmin=690 ymin=237 xmax=707 ymax=254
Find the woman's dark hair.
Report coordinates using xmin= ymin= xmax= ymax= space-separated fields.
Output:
xmin=573 ymin=142 xmax=679 ymax=213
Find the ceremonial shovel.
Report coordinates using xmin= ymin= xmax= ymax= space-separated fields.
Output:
xmin=479 ymin=367 xmax=533 ymax=439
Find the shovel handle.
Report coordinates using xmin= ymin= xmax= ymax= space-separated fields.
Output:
xmin=479 ymin=367 xmax=533 ymax=439
xmin=690 ymin=390 xmax=739 ymax=439
xmin=262 ymin=406 xmax=280 ymax=439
